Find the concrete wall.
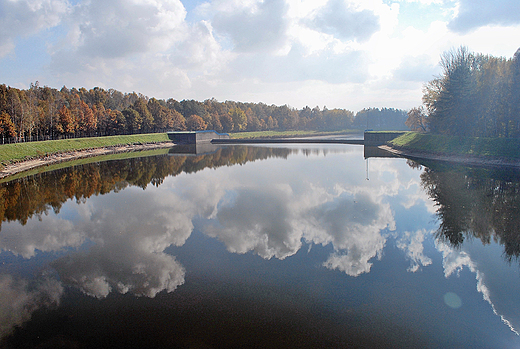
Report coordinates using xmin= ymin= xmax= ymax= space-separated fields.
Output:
xmin=168 ymin=131 xmax=229 ymax=144
xmin=167 ymin=132 xmax=195 ymax=144
xmin=364 ymin=131 xmax=406 ymax=146
xmin=196 ymin=131 xmax=230 ymax=143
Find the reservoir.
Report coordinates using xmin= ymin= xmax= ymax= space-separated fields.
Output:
xmin=1 ymin=144 xmax=520 ymax=348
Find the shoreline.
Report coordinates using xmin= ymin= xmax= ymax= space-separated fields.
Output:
xmin=379 ymin=145 xmax=520 ymax=169
xmin=0 ymin=142 xmax=176 ymax=179
xmin=2 ymin=140 xmax=519 ymax=180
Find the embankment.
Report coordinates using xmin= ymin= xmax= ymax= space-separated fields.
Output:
xmin=384 ymin=132 xmax=520 ymax=169
xmin=0 ymin=133 xmax=175 ymax=179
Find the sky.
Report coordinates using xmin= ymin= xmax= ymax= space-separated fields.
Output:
xmin=1 ymin=0 xmax=520 ymax=111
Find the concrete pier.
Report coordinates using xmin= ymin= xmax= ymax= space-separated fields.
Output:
xmin=167 ymin=131 xmax=230 ymax=144
xmin=363 ymin=131 xmax=406 ymax=146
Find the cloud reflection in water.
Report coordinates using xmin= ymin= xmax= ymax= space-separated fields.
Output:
xmin=0 ymin=145 xmax=448 ymax=341
xmin=0 ymin=147 xmax=430 ymax=295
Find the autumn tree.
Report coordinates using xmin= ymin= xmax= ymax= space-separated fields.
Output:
xmin=180 ymin=99 xmax=206 ymax=119
xmin=40 ymin=86 xmax=58 ymax=140
xmin=229 ymin=107 xmax=247 ymax=131
xmin=0 ymin=111 xmax=16 ymax=143
xmin=147 ymin=98 xmax=166 ymax=131
xmin=0 ymin=85 xmax=8 ymax=115
xmin=273 ymin=105 xmax=298 ymax=130
xmin=266 ymin=116 xmax=277 ymax=129
xmin=169 ymin=109 xmax=187 ymax=130
xmin=186 ymin=114 xmax=207 ymax=131
xmin=56 ymin=105 xmax=75 ymax=137
xmin=406 ymin=107 xmax=428 ymax=132
xmin=123 ymin=108 xmax=142 ymax=134
xmin=78 ymin=100 xmax=97 ymax=136
xmin=134 ymin=98 xmax=153 ymax=133
xmin=420 ymin=46 xmax=520 ymax=138
xmin=210 ymin=114 xmax=223 ymax=132
xmin=93 ymin=103 xmax=109 ymax=136
xmin=107 ymin=110 xmax=126 ymax=135
xmin=220 ymin=113 xmax=233 ymax=132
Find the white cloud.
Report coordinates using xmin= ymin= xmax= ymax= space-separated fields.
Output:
xmin=169 ymin=20 xmax=229 ymax=71
xmin=448 ymin=0 xmax=520 ymax=33
xmin=303 ymin=0 xmax=380 ymax=42
xmin=212 ymin=0 xmax=289 ymax=53
xmin=67 ymin=0 xmax=187 ymax=58
xmin=0 ymin=0 xmax=68 ymax=58
xmin=222 ymin=44 xmax=370 ymax=84
xmin=42 ymin=0 xmax=239 ymax=100
xmin=2 ymin=0 xmax=520 ymax=110
xmin=393 ymin=54 xmax=440 ymax=82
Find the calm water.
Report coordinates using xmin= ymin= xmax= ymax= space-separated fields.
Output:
xmin=1 ymin=144 xmax=520 ymax=348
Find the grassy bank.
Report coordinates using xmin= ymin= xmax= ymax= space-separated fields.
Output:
xmin=0 ymin=148 xmax=172 ymax=183
xmin=230 ymin=129 xmax=360 ymax=139
xmin=0 ymin=133 xmax=171 ymax=166
xmin=389 ymin=132 xmax=520 ymax=159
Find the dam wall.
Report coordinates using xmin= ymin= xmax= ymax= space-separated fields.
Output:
xmin=167 ymin=131 xmax=230 ymax=144
xmin=363 ymin=131 xmax=406 ymax=146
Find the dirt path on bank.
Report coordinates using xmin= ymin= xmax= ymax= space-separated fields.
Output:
xmin=0 ymin=142 xmax=176 ymax=179
xmin=379 ymin=145 xmax=520 ymax=169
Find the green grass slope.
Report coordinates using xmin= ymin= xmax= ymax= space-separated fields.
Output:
xmin=0 ymin=133 xmax=171 ymax=165
xmin=389 ymin=132 xmax=520 ymax=159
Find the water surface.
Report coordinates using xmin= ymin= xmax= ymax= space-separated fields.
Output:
xmin=1 ymin=144 xmax=520 ymax=348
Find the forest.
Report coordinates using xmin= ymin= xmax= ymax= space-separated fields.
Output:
xmin=407 ymin=46 xmax=520 ymax=138
xmin=0 ymin=82 xmax=408 ymax=143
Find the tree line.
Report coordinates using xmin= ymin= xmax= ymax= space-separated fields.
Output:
xmin=0 ymin=82 xmax=408 ymax=143
xmin=407 ymin=46 xmax=520 ymax=138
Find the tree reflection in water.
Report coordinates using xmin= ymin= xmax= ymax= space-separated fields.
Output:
xmin=2 ymin=146 xmax=520 ymax=348
xmin=415 ymin=161 xmax=520 ymax=262
xmin=0 ymin=146 xmax=295 ymax=232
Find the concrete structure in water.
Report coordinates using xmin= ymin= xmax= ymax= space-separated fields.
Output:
xmin=167 ymin=130 xmax=230 ymax=144
xmin=363 ymin=131 xmax=407 ymax=146
xmin=167 ymin=130 xmax=403 ymax=159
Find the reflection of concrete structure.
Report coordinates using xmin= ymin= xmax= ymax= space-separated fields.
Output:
xmin=364 ymin=146 xmax=400 ymax=159
xmin=167 ymin=131 xmax=229 ymax=144
xmin=168 ymin=143 xmax=222 ymax=156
